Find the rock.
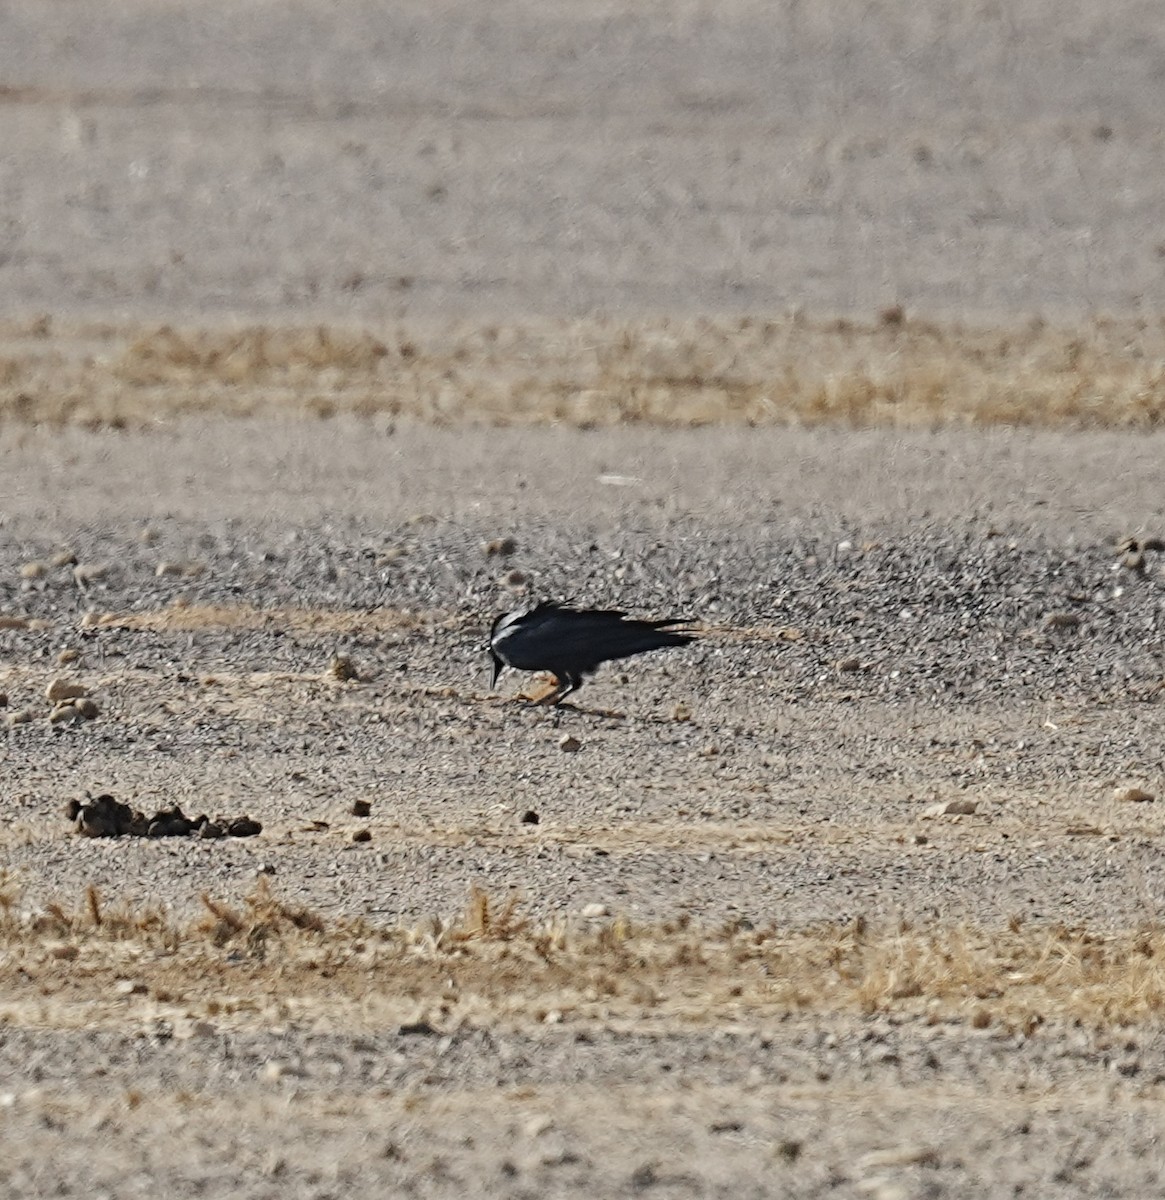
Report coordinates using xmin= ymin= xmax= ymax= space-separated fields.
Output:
xmin=74 ymin=697 xmax=100 ymax=720
xmin=147 ymin=808 xmax=194 ymax=837
xmin=1044 ymin=611 xmax=1081 ymax=630
xmin=56 ymin=648 xmax=81 ymax=665
xmin=50 ymin=550 xmax=77 ymax=568
xmin=558 ymin=734 xmax=582 ymax=753
xmin=328 ymin=655 xmax=359 ymax=682
xmin=581 ymin=903 xmax=609 ymax=918
xmin=63 ymin=799 xmax=82 ymax=821
xmin=73 ymin=562 xmax=109 ymax=585
xmin=45 ymin=677 xmax=87 ymax=703
xmin=501 ymin=568 xmax=528 ymax=589
xmin=19 ymin=562 xmax=46 ymax=580
xmin=227 ymin=817 xmax=262 ymax=838
xmin=483 ymin=536 xmax=518 ymax=557
xmin=350 ymin=799 xmax=372 ymax=817
xmin=923 ymin=798 xmax=979 ymax=818
xmin=75 ymin=794 xmax=133 ymax=837
xmin=1121 ymin=549 xmax=1146 ymax=572
xmin=352 ymin=828 xmax=372 ymax=843
xmin=671 ymin=702 xmax=692 ymax=721
xmin=7 ymin=709 xmax=33 ymax=726
xmin=520 ymin=810 xmax=540 ymax=825
xmin=1113 ymin=785 xmax=1155 ymax=804
xmin=154 ymin=560 xmax=185 ymax=577
xmin=0 ymin=693 xmax=6 ymax=708
xmin=837 ymin=656 xmax=862 ymax=672
xmin=48 ymin=704 xmax=83 ymax=725
xmin=0 ymin=616 xmax=29 ymax=630
xmin=198 ymin=821 xmax=226 ymax=839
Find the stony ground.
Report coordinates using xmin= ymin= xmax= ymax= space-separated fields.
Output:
xmin=5 ymin=0 xmax=1165 ymax=1194
xmin=3 ymin=422 xmax=1165 ymax=1197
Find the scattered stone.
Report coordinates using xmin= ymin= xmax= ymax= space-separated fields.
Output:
xmin=0 ymin=693 xmax=6 ymax=708
xmin=351 ymin=799 xmax=372 ymax=817
xmin=352 ymin=828 xmax=372 ymax=844
xmin=581 ymin=903 xmax=609 ymax=918
xmin=155 ymin=560 xmax=185 ymax=578
xmin=558 ymin=734 xmax=582 ymax=753
xmin=56 ymin=648 xmax=81 ymax=665
xmin=501 ymin=568 xmax=528 ymax=589
xmin=68 ymin=795 xmax=262 ymax=839
xmin=48 ymin=704 xmax=83 ymax=725
xmin=19 ymin=562 xmax=46 ymax=580
xmin=45 ymin=677 xmax=88 ymax=703
xmin=50 ymin=550 xmax=77 ymax=568
xmin=922 ymin=798 xmax=979 ymax=818
xmin=836 ymin=656 xmax=862 ymax=672
xmin=1121 ymin=549 xmax=1145 ymax=572
xmin=74 ymin=697 xmax=100 ymax=720
xmin=0 ymin=616 xmax=30 ymax=630
xmin=1113 ymin=785 xmax=1155 ymax=804
xmin=483 ymin=536 xmax=518 ymax=557
xmin=671 ymin=702 xmax=692 ymax=721
xmin=328 ymin=654 xmax=360 ymax=682
xmin=7 ymin=709 xmax=33 ymax=726
xmin=520 ymin=810 xmax=540 ymax=825
xmin=114 ymin=979 xmax=148 ymax=997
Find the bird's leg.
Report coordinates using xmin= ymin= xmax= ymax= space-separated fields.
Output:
xmin=552 ymin=673 xmax=582 ymax=704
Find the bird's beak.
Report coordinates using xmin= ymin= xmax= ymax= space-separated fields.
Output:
xmin=489 ymin=652 xmax=504 ymax=690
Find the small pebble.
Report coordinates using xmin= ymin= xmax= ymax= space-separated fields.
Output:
xmin=520 ymin=810 xmax=540 ymax=825
xmin=328 ymin=655 xmax=359 ymax=682
xmin=581 ymin=903 xmax=609 ymax=918
xmin=352 ymin=828 xmax=372 ymax=843
xmin=45 ymin=677 xmax=87 ymax=703
xmin=1113 ymin=785 xmax=1155 ymax=804
xmin=49 ymin=705 xmax=83 ymax=725
xmin=923 ymin=798 xmax=979 ymax=818
xmin=351 ymin=799 xmax=372 ymax=817
xmin=1044 ymin=612 xmax=1081 ymax=630
xmin=19 ymin=562 xmax=46 ymax=580
xmin=73 ymin=562 xmax=109 ymax=585
xmin=501 ymin=569 xmax=527 ymax=589
xmin=7 ymin=710 xmax=33 ymax=726
xmin=56 ymin=648 xmax=81 ymax=665
xmin=558 ymin=734 xmax=581 ymax=752
xmin=74 ymin=697 xmax=100 ymax=720
xmin=483 ymin=536 xmax=518 ymax=557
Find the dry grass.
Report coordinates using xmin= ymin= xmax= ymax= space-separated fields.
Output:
xmin=2 ymin=312 xmax=1165 ymax=429
xmin=2 ymin=878 xmax=1164 ymax=1034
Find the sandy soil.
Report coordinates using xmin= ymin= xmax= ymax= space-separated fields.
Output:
xmin=3 ymin=1 xmax=1165 ymax=1196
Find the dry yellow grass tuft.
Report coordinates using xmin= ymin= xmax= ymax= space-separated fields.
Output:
xmin=2 ymin=313 xmax=1165 ymax=429
xmin=2 ymin=879 xmax=1164 ymax=1033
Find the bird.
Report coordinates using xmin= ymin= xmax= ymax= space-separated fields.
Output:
xmin=488 ymin=601 xmax=694 ymax=704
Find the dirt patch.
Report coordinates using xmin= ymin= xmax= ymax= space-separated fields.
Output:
xmin=4 ymin=313 xmax=1165 ymax=430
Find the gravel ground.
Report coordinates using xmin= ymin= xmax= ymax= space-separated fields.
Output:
xmin=3 ymin=422 xmax=1165 ymax=1197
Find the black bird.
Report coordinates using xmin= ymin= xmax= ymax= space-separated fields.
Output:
xmin=488 ymin=601 xmax=694 ymax=704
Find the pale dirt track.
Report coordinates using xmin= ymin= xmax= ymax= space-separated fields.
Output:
xmin=4 ymin=1 xmax=1165 ymax=1196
